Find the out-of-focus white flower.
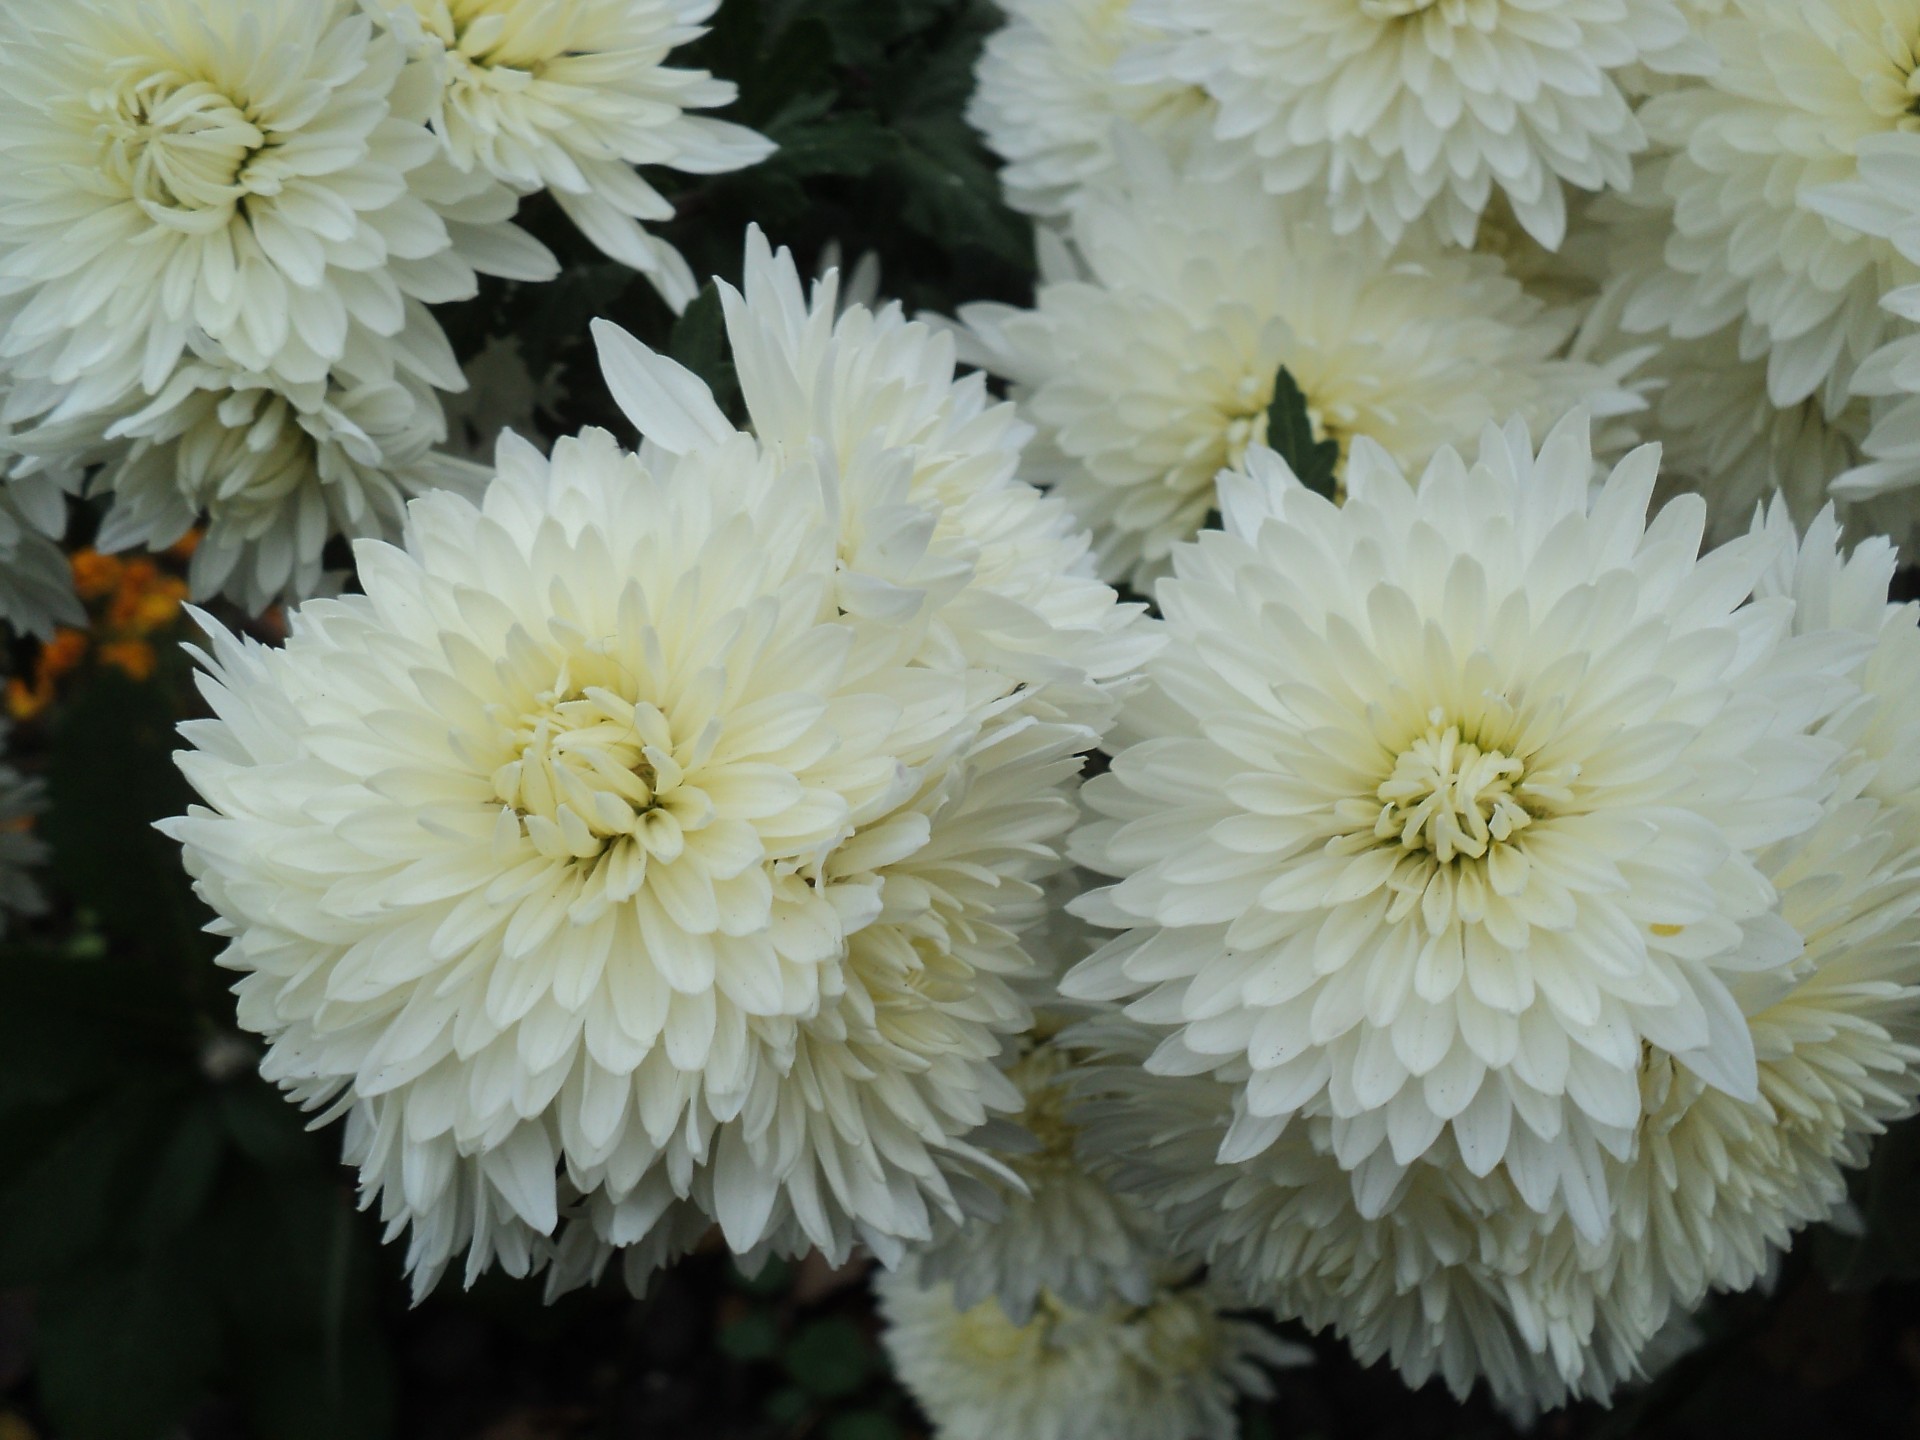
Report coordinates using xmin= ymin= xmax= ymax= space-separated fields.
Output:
xmin=0 ymin=722 xmax=47 ymax=936
xmin=20 ymin=349 xmax=486 ymax=613
xmin=1118 ymin=0 xmax=1708 ymax=249
xmin=878 ymin=1266 xmax=1304 ymax=1440
xmin=372 ymin=0 xmax=774 ymax=311
xmin=1067 ymin=476 xmax=1920 ymax=1417
xmin=960 ymin=150 xmax=1633 ymax=586
xmin=967 ymin=0 xmax=1214 ymax=220
xmin=913 ymin=869 xmax=1166 ymax=1323
xmin=1626 ymin=1 xmax=1920 ymax=411
xmin=442 ymin=336 xmax=563 ymax=461
xmin=0 ymin=467 xmax=80 ymax=640
xmin=1825 ymin=293 xmax=1920 ymax=552
xmin=0 ymin=0 xmax=550 ymax=426
xmin=1068 ymin=412 xmax=1858 ymax=1247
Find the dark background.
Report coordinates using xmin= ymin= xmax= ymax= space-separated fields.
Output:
xmin=6 ymin=3 xmax=1920 ymax=1436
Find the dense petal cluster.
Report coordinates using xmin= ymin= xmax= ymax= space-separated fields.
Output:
xmin=0 ymin=0 xmax=556 ymax=620
xmin=1069 ymin=414 xmax=1856 ymax=1243
xmin=961 ymin=150 xmax=1632 ymax=586
xmin=0 ymin=0 xmax=545 ymax=419
xmin=21 ymin=351 xmax=486 ymax=611
xmin=168 ymin=234 xmax=1143 ymax=1298
xmin=967 ymin=0 xmax=1214 ymax=221
xmin=878 ymin=1266 xmax=1303 ymax=1440
xmin=1072 ymin=503 xmax=1920 ymax=1414
xmin=1625 ymin=0 xmax=1920 ymax=411
xmin=372 ymin=0 xmax=774 ymax=310
xmin=1119 ymin=0 xmax=1708 ymax=248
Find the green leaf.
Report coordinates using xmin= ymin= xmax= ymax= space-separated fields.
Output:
xmin=718 ymin=1310 xmax=782 ymax=1362
xmin=825 ymin=1411 xmax=903 ymax=1440
xmin=0 ymin=1088 xmax=174 ymax=1283
xmin=42 ymin=669 xmax=207 ymax=956
xmin=34 ymin=1255 xmax=222 ymax=1440
xmin=783 ymin=1317 xmax=874 ymax=1399
xmin=132 ymin=1098 xmax=227 ymax=1244
xmin=1265 ymin=367 xmax=1341 ymax=500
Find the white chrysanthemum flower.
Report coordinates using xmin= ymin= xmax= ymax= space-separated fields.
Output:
xmin=371 ymin=0 xmax=774 ymax=311
xmin=967 ymin=0 xmax=1214 ymax=221
xmin=0 ymin=0 xmax=552 ymax=426
xmin=168 ymin=421 xmax=1034 ymax=1294
xmin=170 ymin=229 xmax=1142 ymax=1297
xmin=19 ymin=347 xmax=486 ymax=613
xmin=1118 ymin=0 xmax=1709 ymax=249
xmin=1624 ymin=1 xmax=1920 ymax=411
xmin=0 ymin=723 xmax=47 ymax=937
xmin=1074 ymin=503 xmax=1920 ymax=1416
xmin=1067 ymin=412 xmax=1864 ymax=1250
xmin=0 ymin=467 xmax=80 ymax=640
xmin=960 ymin=151 xmax=1634 ymax=586
xmin=878 ymin=1267 xmax=1302 ymax=1440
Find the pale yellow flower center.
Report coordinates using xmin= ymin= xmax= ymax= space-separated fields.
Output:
xmin=492 ymin=668 xmax=705 ymax=866
xmin=1374 ymin=723 xmax=1534 ymax=864
xmin=95 ymin=73 xmax=264 ymax=225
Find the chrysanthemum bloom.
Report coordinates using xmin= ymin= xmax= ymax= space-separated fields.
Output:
xmin=0 ymin=0 xmax=552 ymax=427
xmin=1067 ymin=412 xmax=1861 ymax=1248
xmin=967 ymin=0 xmax=1214 ymax=221
xmin=169 ymin=233 xmax=1141 ymax=1295
xmin=1117 ymin=0 xmax=1708 ymax=249
xmin=877 ymin=1267 xmax=1303 ymax=1440
xmin=0 ymin=468 xmax=80 ymax=640
xmin=0 ymin=722 xmax=47 ymax=936
xmin=912 ymin=880 xmax=1166 ymax=1324
xmin=18 ymin=346 xmax=486 ymax=613
xmin=1623 ymin=1 xmax=1920 ymax=411
xmin=1070 ymin=503 xmax=1920 ymax=1415
xmin=960 ymin=152 xmax=1631 ymax=586
xmin=370 ymin=0 xmax=773 ymax=311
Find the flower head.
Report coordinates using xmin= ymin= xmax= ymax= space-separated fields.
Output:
xmin=1625 ymin=0 xmax=1920 ymax=409
xmin=1073 ymin=502 xmax=1920 ymax=1415
xmin=961 ymin=151 xmax=1631 ymax=586
xmin=1119 ymin=0 xmax=1708 ymax=249
xmin=0 ymin=0 xmax=550 ymax=424
xmin=372 ymin=0 xmax=774 ymax=310
xmin=18 ymin=346 xmax=486 ymax=613
xmin=168 ymin=230 xmax=1142 ymax=1298
xmin=1067 ymin=412 xmax=1859 ymax=1245
xmin=877 ymin=1267 xmax=1303 ymax=1440
xmin=967 ymin=0 xmax=1214 ymax=220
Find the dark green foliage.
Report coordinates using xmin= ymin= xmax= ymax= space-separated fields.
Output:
xmin=1265 ymin=367 xmax=1341 ymax=500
